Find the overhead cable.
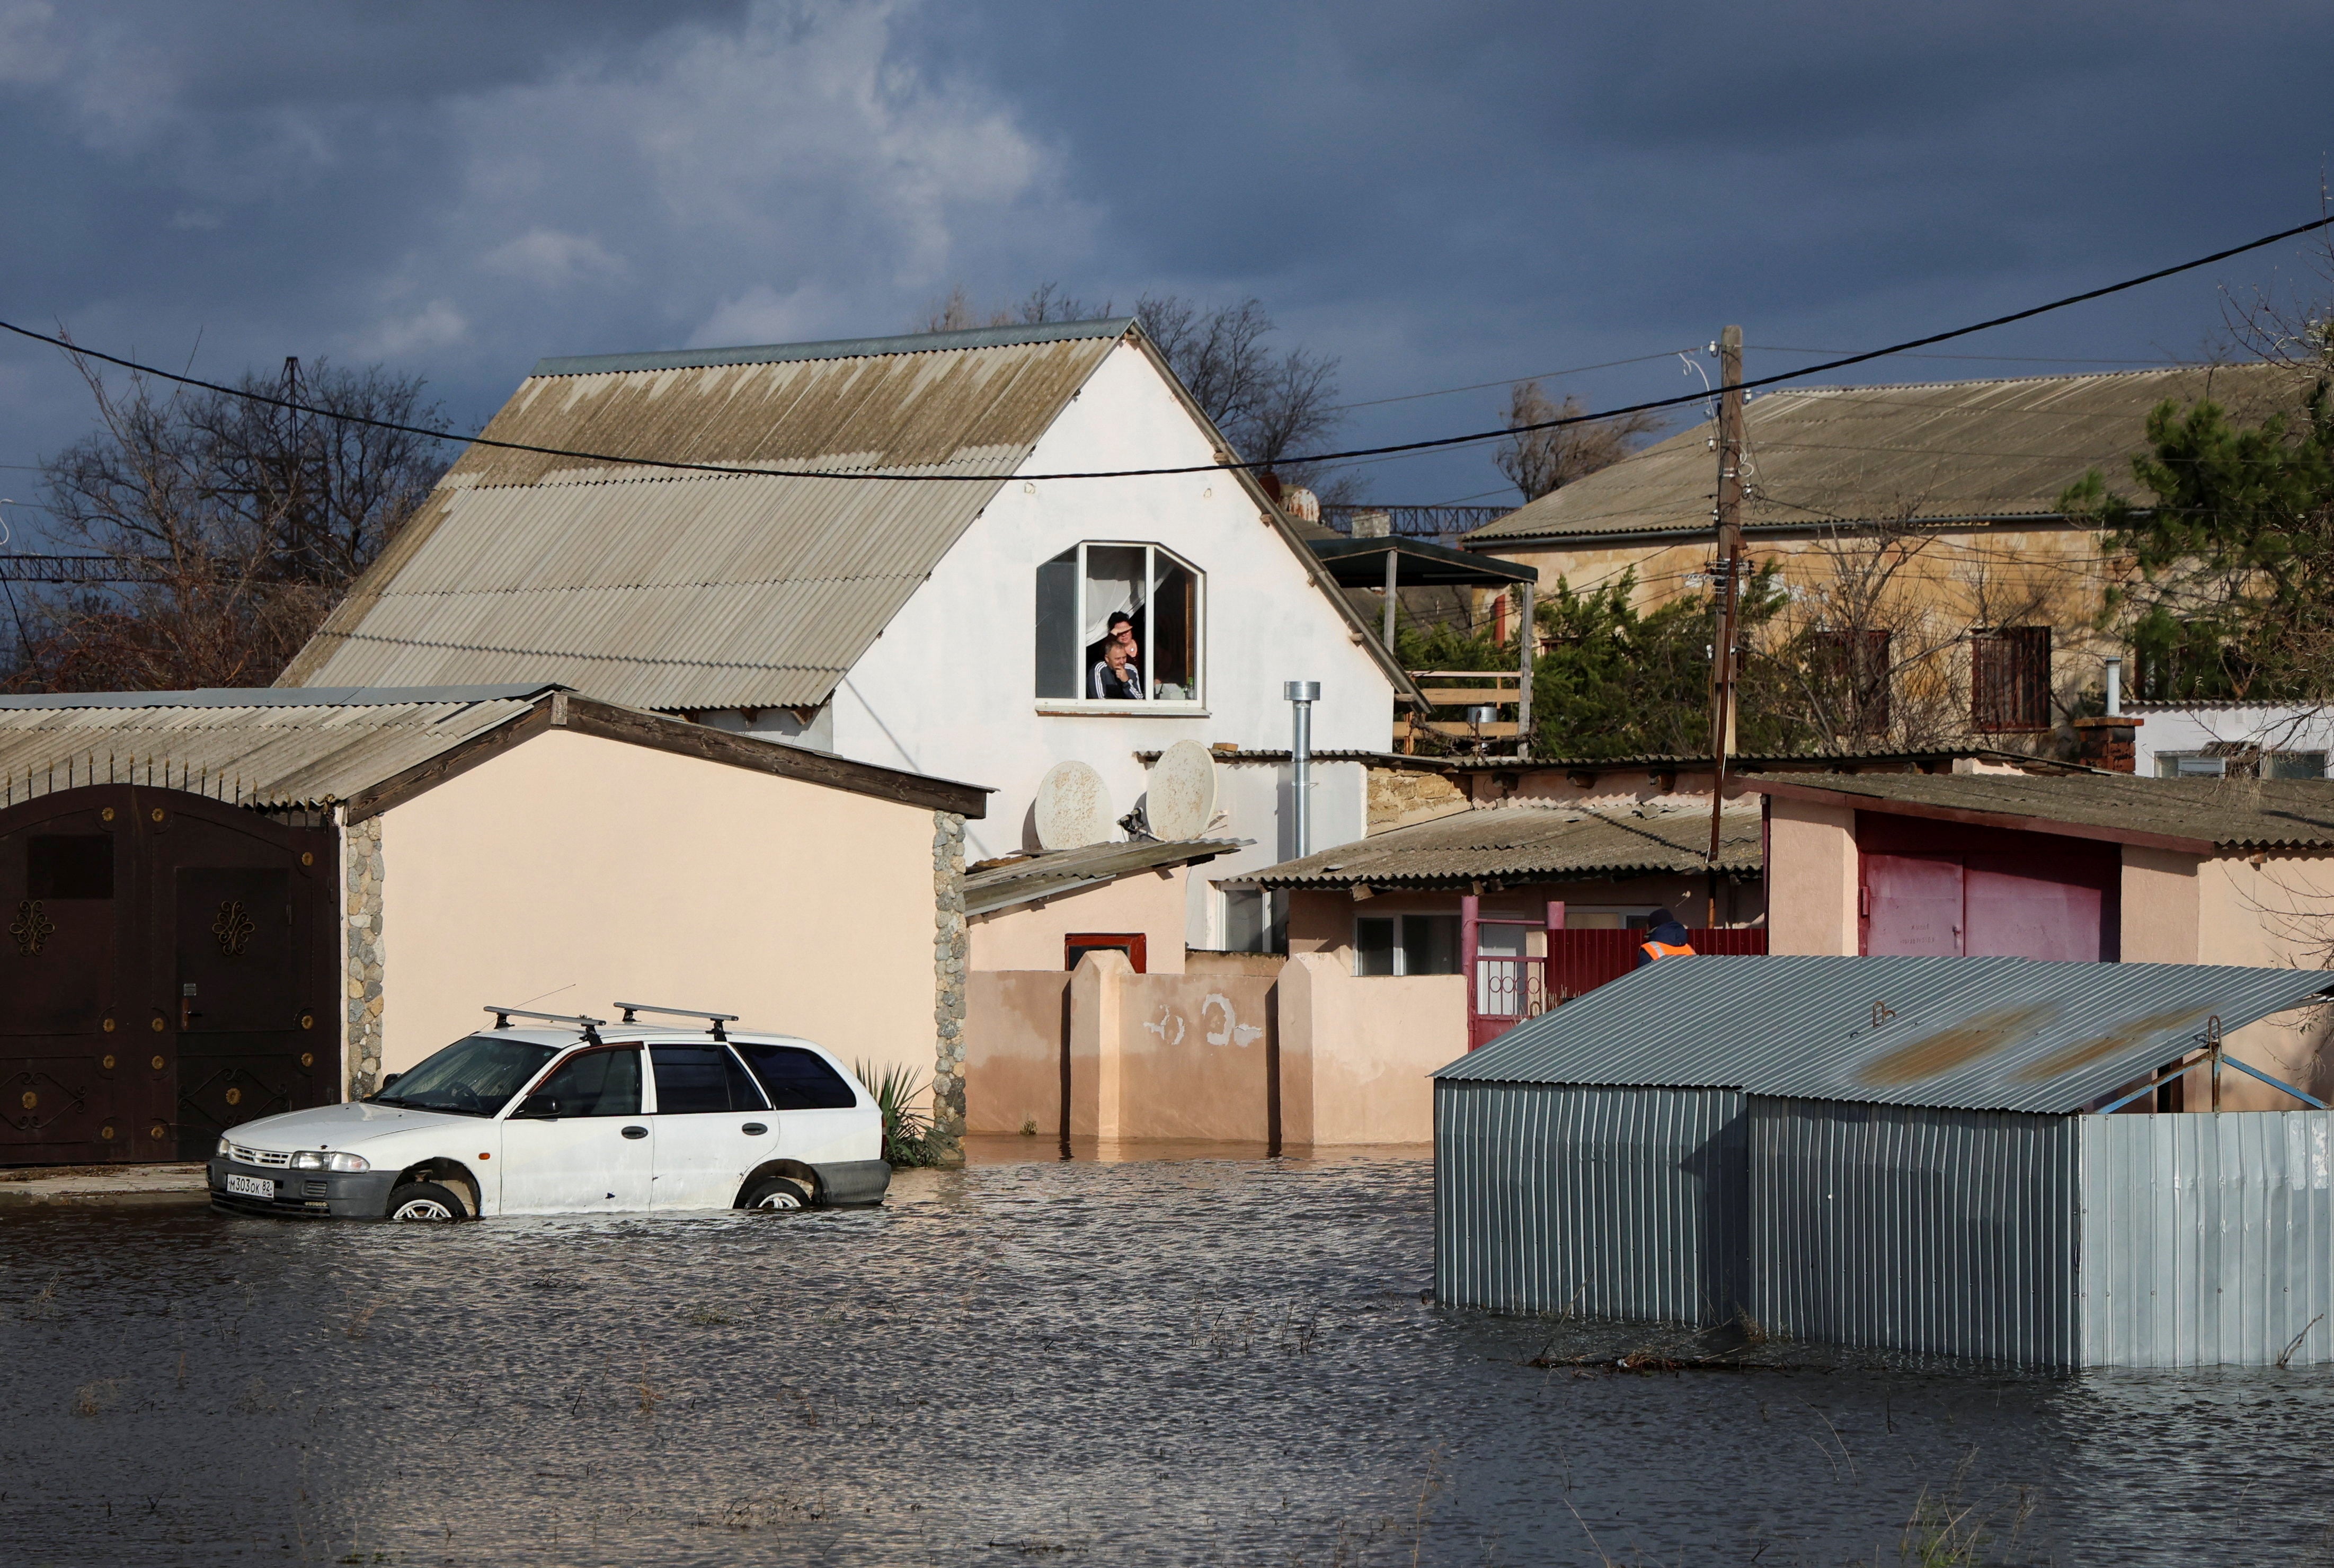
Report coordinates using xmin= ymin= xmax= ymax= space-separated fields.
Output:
xmin=1 ymin=213 xmax=2327 ymax=486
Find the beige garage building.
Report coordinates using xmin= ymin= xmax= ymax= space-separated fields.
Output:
xmin=0 ymin=684 xmax=983 ymax=1165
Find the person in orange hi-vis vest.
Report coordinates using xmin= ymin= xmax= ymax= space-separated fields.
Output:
xmin=1635 ymin=907 xmax=1696 ymax=968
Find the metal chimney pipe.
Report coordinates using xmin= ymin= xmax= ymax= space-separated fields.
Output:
xmin=2105 ymin=655 xmax=2123 ymax=719
xmin=1285 ymin=680 xmax=1320 ymax=858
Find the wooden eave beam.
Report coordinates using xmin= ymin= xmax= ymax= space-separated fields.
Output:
xmin=1742 ymin=777 xmax=2216 ymax=857
xmin=346 ymin=692 xmax=991 ymax=822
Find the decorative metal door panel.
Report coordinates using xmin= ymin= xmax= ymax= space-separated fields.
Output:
xmin=0 ymin=785 xmax=334 ymax=1166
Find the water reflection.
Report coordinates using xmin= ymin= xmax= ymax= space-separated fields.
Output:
xmin=2 ymin=1146 xmax=2330 ymax=1565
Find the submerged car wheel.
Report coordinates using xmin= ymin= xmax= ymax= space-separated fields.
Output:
xmin=385 ymin=1181 xmax=468 ymax=1222
xmin=742 ymin=1175 xmax=811 ymax=1212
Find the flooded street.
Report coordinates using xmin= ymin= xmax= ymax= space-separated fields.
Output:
xmin=4 ymin=1145 xmax=2333 ymax=1565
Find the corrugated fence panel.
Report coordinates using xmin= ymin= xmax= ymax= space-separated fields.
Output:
xmin=1749 ymin=1097 xmax=2080 ymax=1367
xmin=1435 ymin=1080 xmax=1745 ymax=1326
xmin=2078 ymin=1111 xmax=2334 ymax=1367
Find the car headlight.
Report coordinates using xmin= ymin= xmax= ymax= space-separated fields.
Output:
xmin=290 ymin=1150 xmax=370 ymax=1172
xmin=216 ymin=1136 xmax=230 ymax=1157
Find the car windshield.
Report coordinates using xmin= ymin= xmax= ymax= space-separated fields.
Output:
xmin=371 ymin=1035 xmax=562 ymax=1118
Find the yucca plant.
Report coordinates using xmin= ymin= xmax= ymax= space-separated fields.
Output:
xmin=854 ymin=1060 xmax=943 ymax=1167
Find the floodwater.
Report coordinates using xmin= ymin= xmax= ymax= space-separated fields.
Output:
xmin=4 ymin=1144 xmax=2332 ymax=1567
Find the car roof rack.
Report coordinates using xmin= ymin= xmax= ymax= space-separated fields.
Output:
xmin=485 ymin=1005 xmax=606 ymax=1045
xmin=614 ymin=1001 xmax=740 ymax=1041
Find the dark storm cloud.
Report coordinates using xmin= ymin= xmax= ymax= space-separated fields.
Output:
xmin=2 ymin=0 xmax=2330 ymax=517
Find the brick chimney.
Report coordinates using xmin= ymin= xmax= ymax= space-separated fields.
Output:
xmin=2072 ymin=653 xmax=2142 ymax=772
xmin=2072 ymin=715 xmax=2141 ymax=772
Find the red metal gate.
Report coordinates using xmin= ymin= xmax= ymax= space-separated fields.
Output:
xmin=1462 ymin=895 xmax=1769 ymax=1050
xmin=1857 ymin=813 xmax=2118 ymax=961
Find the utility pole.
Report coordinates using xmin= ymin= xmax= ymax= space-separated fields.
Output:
xmin=1706 ymin=325 xmax=1745 ymax=926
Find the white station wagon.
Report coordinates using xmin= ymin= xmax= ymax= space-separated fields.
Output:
xmin=205 ymin=1004 xmax=892 ymax=1220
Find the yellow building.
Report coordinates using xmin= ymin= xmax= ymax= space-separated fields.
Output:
xmin=1461 ymin=364 xmax=2307 ymax=750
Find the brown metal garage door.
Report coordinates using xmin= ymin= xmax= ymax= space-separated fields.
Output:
xmin=0 ymin=785 xmax=336 ymax=1164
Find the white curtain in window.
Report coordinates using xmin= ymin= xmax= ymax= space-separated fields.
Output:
xmin=1082 ymin=547 xmax=1146 ymax=644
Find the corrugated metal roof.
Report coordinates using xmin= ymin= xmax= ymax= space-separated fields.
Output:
xmin=964 ymin=837 xmax=1244 ymax=917
xmin=1239 ymin=802 xmax=1760 ymax=888
xmin=279 ymin=325 xmax=1127 ymax=708
xmin=1463 ymin=364 xmax=2307 ymax=545
xmin=1744 ymin=769 xmax=2334 ymax=851
xmin=534 ymin=317 xmax=1134 ymax=377
xmin=1436 ymin=953 xmax=2334 ymax=1114
xmin=0 ymin=684 xmax=557 ymax=711
xmin=0 ymin=689 xmax=539 ymax=808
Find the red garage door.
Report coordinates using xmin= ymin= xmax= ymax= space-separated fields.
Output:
xmin=1858 ymin=813 xmax=2119 ymax=962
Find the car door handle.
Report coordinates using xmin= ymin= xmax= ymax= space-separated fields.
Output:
xmin=742 ymin=1123 xmax=768 ymax=1136
xmin=621 ymin=1126 xmax=649 ymax=1140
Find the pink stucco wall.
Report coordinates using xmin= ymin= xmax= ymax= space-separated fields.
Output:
xmin=968 ymin=865 xmax=1191 ymax=973
xmin=1765 ymin=795 xmax=1858 ymax=955
xmin=1277 ymin=953 xmax=1461 ymax=1144
xmin=962 ymin=950 xmax=1453 ymax=1146
xmin=963 ymin=970 xmax=1071 ymax=1135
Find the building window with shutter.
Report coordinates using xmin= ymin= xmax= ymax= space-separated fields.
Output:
xmin=1971 ymin=626 xmax=2052 ymax=732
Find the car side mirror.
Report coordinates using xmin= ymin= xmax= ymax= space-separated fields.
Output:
xmin=513 ymin=1096 xmax=562 ymax=1120
xmin=379 ymin=1072 xmax=402 ymax=1091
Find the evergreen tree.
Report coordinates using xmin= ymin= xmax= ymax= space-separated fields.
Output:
xmin=2063 ymin=383 xmax=2334 ymax=700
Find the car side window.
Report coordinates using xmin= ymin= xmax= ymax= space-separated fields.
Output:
xmin=650 ymin=1044 xmax=769 ymax=1114
xmin=516 ymin=1047 xmax=643 ymax=1118
xmin=734 ymin=1043 xmax=858 ymax=1111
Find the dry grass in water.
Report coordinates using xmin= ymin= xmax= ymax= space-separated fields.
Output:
xmin=72 ymin=1378 xmax=123 ymax=1418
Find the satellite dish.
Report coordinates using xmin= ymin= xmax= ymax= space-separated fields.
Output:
xmin=1146 ymin=740 xmax=1219 ymax=841
xmin=1034 ymin=761 xmax=1113 ymax=851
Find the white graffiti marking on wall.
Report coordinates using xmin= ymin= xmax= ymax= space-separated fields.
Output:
xmin=1203 ymin=993 xmax=1264 ymax=1048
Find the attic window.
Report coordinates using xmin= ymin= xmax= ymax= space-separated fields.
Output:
xmin=1034 ymin=542 xmax=1204 ymax=705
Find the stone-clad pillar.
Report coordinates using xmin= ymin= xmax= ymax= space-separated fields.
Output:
xmin=343 ymin=814 xmax=386 ymax=1101
xmin=930 ymin=810 xmax=969 ymax=1159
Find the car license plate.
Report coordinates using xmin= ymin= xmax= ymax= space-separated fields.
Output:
xmin=225 ymin=1173 xmax=275 ymax=1200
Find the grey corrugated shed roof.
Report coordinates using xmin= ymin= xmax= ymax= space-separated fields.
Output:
xmin=964 ymin=837 xmax=1245 ymax=917
xmin=1436 ymin=953 xmax=2334 ymax=1114
xmin=277 ymin=324 xmax=1132 ymax=709
xmin=1238 ymin=802 xmax=1760 ymax=888
xmin=1463 ymin=364 xmax=2306 ymax=545
xmin=1744 ymin=770 xmax=2334 ymax=852
xmin=0 ymin=688 xmax=543 ymax=808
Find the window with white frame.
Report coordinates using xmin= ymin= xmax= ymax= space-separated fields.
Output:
xmin=2155 ymin=749 xmax=2327 ymax=779
xmin=1035 ymin=542 xmax=1204 ymax=704
xmin=1218 ymin=889 xmax=1281 ymax=953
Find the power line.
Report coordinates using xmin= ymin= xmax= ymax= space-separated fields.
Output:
xmin=1323 ymin=349 xmax=1698 ymax=412
xmin=2 ymin=212 xmax=2327 ymax=485
xmin=1750 ymin=346 xmax=2190 ymax=365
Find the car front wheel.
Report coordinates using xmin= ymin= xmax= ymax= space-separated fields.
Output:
xmin=385 ymin=1181 xmax=468 ymax=1222
xmin=741 ymin=1175 xmax=810 ymax=1212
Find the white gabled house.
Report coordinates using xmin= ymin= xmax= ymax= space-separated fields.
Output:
xmin=281 ymin=318 xmax=1412 ymax=960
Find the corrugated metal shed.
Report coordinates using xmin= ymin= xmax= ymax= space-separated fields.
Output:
xmin=1438 ymin=954 xmax=2334 ymax=1112
xmin=278 ymin=323 xmax=1131 ymax=708
xmin=0 ymin=687 xmax=546 ymax=809
xmin=2079 ymin=1110 xmax=2334 ymax=1367
xmin=1750 ymin=1100 xmax=2082 ymax=1365
xmin=1239 ymin=803 xmax=1760 ymax=889
xmin=1464 ymin=363 xmax=2305 ymax=545
xmin=964 ymin=838 xmax=1245 ymax=917
xmin=1436 ymin=1083 xmax=1747 ymax=1324
xmin=1746 ymin=769 xmax=2334 ymax=852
